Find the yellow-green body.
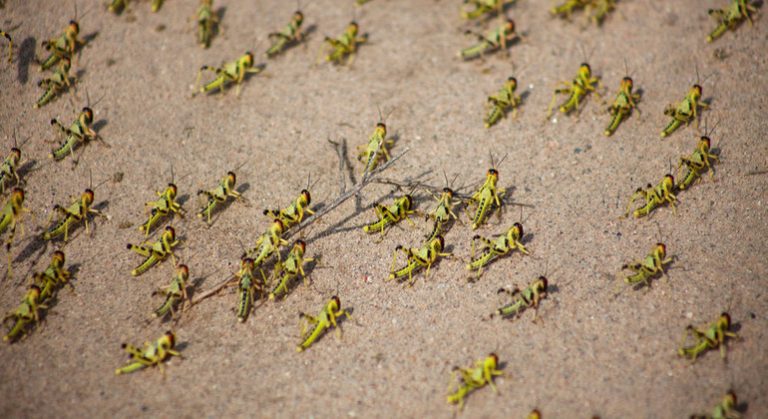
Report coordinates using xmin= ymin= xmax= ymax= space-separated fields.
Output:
xmin=153 ymin=265 xmax=189 ymax=319
xmin=266 ymin=11 xmax=304 ymax=57
xmin=198 ymin=53 xmax=261 ymax=96
xmin=235 ymin=259 xmax=259 ymax=322
xmin=548 ymin=63 xmax=600 ymax=117
xmin=468 ymin=169 xmax=505 ymax=230
xmin=115 ymin=331 xmax=181 ymax=375
xmin=108 ymin=0 xmax=127 ymax=14
xmin=3 ymin=286 xmax=44 ymax=342
xmin=324 ymin=22 xmax=367 ymax=64
xmin=35 ymin=58 xmax=71 ymax=109
xmin=496 ymin=276 xmax=548 ymax=318
xmin=661 ymin=85 xmax=708 ymax=138
xmin=197 ymin=0 xmax=218 ymax=48
xmin=678 ymin=137 xmax=719 ymax=190
xmin=358 ymin=123 xmax=393 ymax=175
xmin=127 ymin=226 xmax=179 ymax=276
xmin=269 ymin=241 xmax=312 ymax=300
xmin=460 ymin=19 xmax=516 ymax=60
xmin=679 ymin=313 xmax=738 ymax=361
xmin=140 ymin=184 xmax=183 ymax=236
xmin=466 ymin=223 xmax=528 ymax=276
xmin=264 ymin=189 xmax=313 ymax=230
xmin=425 ymin=188 xmax=458 ymax=243
xmin=35 ymin=251 xmax=71 ymax=302
xmin=1 ymin=188 xmax=26 ymax=237
xmin=389 ymin=236 xmax=450 ymax=285
xmin=485 ymin=77 xmax=521 ymax=128
xmin=620 ymin=243 xmax=672 ymax=288
xmin=43 ymin=189 xmax=102 ymax=242
xmin=550 ymin=0 xmax=590 ymax=18
xmin=40 ymin=21 xmax=81 ymax=71
xmin=297 ymin=296 xmax=349 ymax=352
xmin=50 ymin=107 xmax=96 ymax=161
xmin=587 ymin=0 xmax=617 ymax=25
xmin=198 ymin=172 xmax=242 ymax=224
xmin=363 ymin=195 xmax=415 ymax=236
xmin=0 ymin=147 xmax=21 ymax=195
xmin=447 ymin=354 xmax=502 ymax=410
xmin=604 ymin=77 xmax=640 ymax=136
xmin=625 ymin=175 xmax=677 ymax=218
xmin=246 ymin=220 xmax=288 ymax=266
xmin=707 ymin=0 xmax=757 ymax=42
xmin=461 ymin=0 xmax=510 ymax=20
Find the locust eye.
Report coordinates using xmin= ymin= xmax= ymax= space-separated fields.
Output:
xmin=488 ymin=168 xmax=498 ymax=176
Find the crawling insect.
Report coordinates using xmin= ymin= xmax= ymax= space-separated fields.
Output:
xmin=461 ymin=0 xmax=511 ymax=20
xmin=1 ymin=29 xmax=12 ymax=63
xmin=108 ymin=0 xmax=128 ymax=14
xmin=447 ymin=353 xmax=503 ymax=410
xmin=707 ymin=0 xmax=758 ymax=43
xmin=126 ymin=225 xmax=180 ymax=276
xmin=140 ymin=183 xmax=184 ymax=236
xmin=323 ymin=21 xmax=368 ymax=65
xmin=196 ymin=0 xmax=219 ymax=48
xmin=485 ymin=76 xmax=522 ymax=128
xmin=362 ymin=194 xmax=416 ymax=236
xmin=1 ymin=188 xmax=30 ymax=277
xmin=550 ymin=0 xmax=590 ymax=20
xmin=358 ymin=122 xmax=395 ymax=176
xmin=269 ymin=240 xmax=314 ymax=300
xmin=34 ymin=57 xmax=72 ymax=109
xmin=586 ymin=0 xmax=617 ymax=25
xmin=661 ymin=85 xmax=709 ymax=138
xmin=234 ymin=258 xmax=261 ymax=322
xmin=263 ymin=189 xmax=314 ymax=231
xmin=198 ymin=171 xmax=243 ymax=225
xmin=35 ymin=251 xmax=72 ymax=302
xmin=604 ymin=76 xmax=641 ymax=136
xmin=495 ymin=276 xmax=548 ymax=319
xmin=619 ymin=243 xmax=672 ymax=289
xmin=389 ymin=235 xmax=452 ymax=286
xmin=679 ymin=312 xmax=739 ymax=361
xmin=245 ymin=219 xmax=289 ymax=267
xmin=691 ymin=391 xmax=740 ymax=419
xmin=678 ymin=136 xmax=719 ymax=190
xmin=115 ymin=331 xmax=182 ymax=375
xmin=266 ymin=10 xmax=305 ymax=58
xmin=296 ymin=295 xmax=350 ymax=352
xmin=152 ymin=265 xmax=190 ymax=320
xmin=528 ymin=410 xmax=543 ymax=419
xmin=43 ymin=187 xmax=106 ymax=242
xmin=425 ymin=187 xmax=459 ymax=243
xmin=3 ymin=285 xmax=46 ymax=343
xmin=0 ymin=145 xmax=22 ymax=196
xmin=196 ymin=52 xmax=262 ymax=96
xmin=39 ymin=19 xmax=84 ymax=71
xmin=50 ymin=107 xmax=98 ymax=162
xmin=459 ymin=18 xmax=517 ymax=60
xmin=624 ymin=174 xmax=677 ymax=218
xmin=466 ymin=223 xmax=528 ymax=278
xmin=467 ymin=167 xmax=506 ymax=230
xmin=547 ymin=63 xmax=601 ymax=117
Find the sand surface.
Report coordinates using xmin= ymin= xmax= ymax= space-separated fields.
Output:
xmin=1 ymin=0 xmax=767 ymax=417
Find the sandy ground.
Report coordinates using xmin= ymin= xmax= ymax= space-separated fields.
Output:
xmin=1 ymin=0 xmax=767 ymax=417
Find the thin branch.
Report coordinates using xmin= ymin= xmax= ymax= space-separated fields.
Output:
xmin=327 ymin=137 xmax=348 ymax=195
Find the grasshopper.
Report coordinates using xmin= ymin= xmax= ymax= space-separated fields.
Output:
xmin=495 ymin=276 xmax=548 ymax=319
xmin=679 ymin=312 xmax=739 ymax=361
xmin=50 ymin=107 xmax=99 ymax=162
xmin=269 ymin=240 xmax=314 ymax=300
xmin=604 ymin=76 xmax=641 ymax=136
xmin=528 ymin=410 xmax=543 ymax=419
xmin=389 ymin=235 xmax=451 ymax=286
xmin=43 ymin=187 xmax=106 ymax=242
xmin=485 ymin=76 xmax=522 ymax=128
xmin=296 ymin=296 xmax=350 ymax=352
xmin=0 ymin=144 xmax=22 ymax=196
xmin=153 ymin=265 xmax=190 ymax=320
xmin=245 ymin=219 xmax=289 ymax=268
xmin=323 ymin=21 xmax=368 ymax=65
xmin=550 ymin=0 xmax=590 ymax=20
xmin=34 ymin=57 xmax=73 ymax=109
xmin=266 ymin=10 xmax=305 ymax=58
xmin=467 ymin=166 xmax=506 ymax=230
xmin=466 ymin=223 xmax=529 ymax=278
xmin=39 ymin=16 xmax=84 ymax=72
xmin=233 ymin=257 xmax=261 ymax=322
xmin=263 ymin=186 xmax=314 ymax=231
xmin=547 ymin=63 xmax=600 ymax=117
xmin=196 ymin=52 xmax=262 ymax=96
xmin=586 ymin=0 xmax=617 ymax=25
xmin=197 ymin=171 xmax=243 ymax=225
xmin=1 ymin=29 xmax=12 ymax=63
xmin=1 ymin=188 xmax=30 ymax=277
xmin=126 ymin=225 xmax=180 ymax=276
xmin=425 ymin=186 xmax=459 ymax=243
xmin=358 ymin=120 xmax=395 ymax=176
xmin=678 ymin=136 xmax=719 ymax=190
xmin=461 ymin=0 xmax=511 ymax=20
xmin=447 ymin=353 xmax=503 ymax=410
xmin=108 ymin=0 xmax=128 ymax=14
xmin=691 ymin=392 xmax=740 ymax=419
xmin=196 ymin=0 xmax=219 ymax=48
xmin=459 ymin=19 xmax=517 ymax=60
xmin=619 ymin=243 xmax=673 ymax=289
xmin=660 ymin=85 xmax=709 ymax=138
xmin=362 ymin=194 xmax=416 ymax=236
xmin=624 ymin=174 xmax=677 ymax=218
xmin=3 ymin=285 xmax=46 ymax=343
xmin=35 ymin=251 xmax=72 ymax=302
xmin=140 ymin=182 xmax=184 ymax=236
xmin=707 ymin=0 xmax=757 ymax=43
xmin=115 ymin=331 xmax=182 ymax=375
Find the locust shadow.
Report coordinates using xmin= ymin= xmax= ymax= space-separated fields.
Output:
xmin=17 ymin=36 xmax=35 ymax=85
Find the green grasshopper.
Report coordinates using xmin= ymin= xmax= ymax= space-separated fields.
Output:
xmin=691 ymin=392 xmax=740 ymax=419
xmin=3 ymin=285 xmax=46 ymax=343
xmin=358 ymin=119 xmax=395 ymax=176
xmin=0 ymin=144 xmax=22 ymax=196
xmin=362 ymin=194 xmax=416 ymax=236
xmin=269 ymin=240 xmax=314 ymax=300
xmin=234 ymin=257 xmax=261 ymax=322
xmin=547 ymin=63 xmax=600 ymax=117
xmin=323 ymin=21 xmax=368 ymax=65
xmin=604 ymin=76 xmax=641 ymax=136
xmin=389 ymin=235 xmax=451 ymax=286
xmin=263 ymin=187 xmax=314 ymax=231
xmin=152 ymin=264 xmax=190 ymax=320
xmin=619 ymin=243 xmax=673 ymax=289
xmin=466 ymin=223 xmax=528 ymax=278
xmin=198 ymin=171 xmax=243 ymax=225
xmin=196 ymin=0 xmax=219 ymax=48
xmin=108 ymin=0 xmax=128 ymax=14
xmin=485 ymin=76 xmax=522 ymax=128
xmin=495 ymin=276 xmax=548 ymax=319
xmin=296 ymin=296 xmax=350 ymax=352
xmin=1 ymin=188 xmax=30 ymax=277
xmin=661 ymin=85 xmax=709 ymax=138
xmin=467 ymin=166 xmax=506 ymax=230
xmin=707 ymin=0 xmax=757 ymax=43
xmin=447 ymin=353 xmax=502 ymax=410
xmin=34 ymin=57 xmax=72 ymax=109
xmin=266 ymin=10 xmax=305 ymax=58
xmin=425 ymin=186 xmax=459 ymax=243
xmin=35 ymin=250 xmax=72 ymax=302
xmin=39 ymin=16 xmax=84 ymax=72
xmin=50 ymin=107 xmax=98 ymax=162
xmin=245 ymin=219 xmax=288 ymax=266
xmin=550 ymin=0 xmax=590 ymax=20
xmin=678 ymin=136 xmax=719 ymax=190
xmin=679 ymin=312 xmax=739 ymax=361
xmin=586 ymin=0 xmax=617 ymax=25
xmin=459 ymin=19 xmax=517 ymax=60
xmin=1 ymin=29 xmax=12 ymax=63
xmin=126 ymin=225 xmax=179 ymax=276
xmin=140 ymin=182 xmax=184 ymax=236
xmin=624 ymin=174 xmax=677 ymax=218
xmin=196 ymin=52 xmax=262 ymax=96
xmin=461 ymin=0 xmax=511 ymax=20
xmin=43 ymin=187 xmax=106 ymax=242
xmin=115 ymin=331 xmax=182 ymax=375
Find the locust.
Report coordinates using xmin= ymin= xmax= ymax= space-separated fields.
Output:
xmin=495 ymin=276 xmax=548 ymax=319
xmin=3 ymin=285 xmax=46 ymax=343
xmin=34 ymin=57 xmax=72 ymax=109
xmin=196 ymin=52 xmax=262 ymax=96
xmin=467 ymin=167 xmax=506 ymax=230
xmin=50 ymin=107 xmax=99 ymax=162
xmin=323 ymin=21 xmax=368 ymax=65
xmin=43 ymin=187 xmax=106 ymax=242
xmin=39 ymin=17 xmax=84 ymax=72
xmin=109 ymin=0 xmax=165 ymax=14
xmin=677 ymin=136 xmax=719 ymax=190
xmin=459 ymin=19 xmax=517 ymax=60
xmin=266 ymin=10 xmax=305 ymax=58
xmin=152 ymin=264 xmax=190 ymax=320
xmin=447 ymin=353 xmax=503 ymax=410
xmin=624 ymin=174 xmax=677 ymax=218
xmin=269 ymin=240 xmax=314 ymax=300
xmin=604 ymin=76 xmax=641 ymax=136
xmin=586 ymin=0 xmax=617 ymax=25
xmin=1 ymin=188 xmax=30 ymax=278
xmin=140 ymin=182 xmax=184 ymax=236
xmin=485 ymin=76 xmax=522 ymax=128
xmin=425 ymin=186 xmax=459 ymax=243
xmin=547 ymin=63 xmax=600 ymax=117
xmin=619 ymin=243 xmax=673 ymax=289
xmin=1 ymin=29 xmax=11 ymax=63
xmin=389 ymin=235 xmax=451 ymax=286
xmin=679 ymin=312 xmax=739 ymax=361
xmin=35 ymin=251 xmax=72 ymax=302
xmin=466 ymin=223 xmax=529 ymax=278
xmin=263 ymin=188 xmax=314 ymax=231
xmin=245 ymin=219 xmax=288 ymax=266
xmin=660 ymin=85 xmax=709 ymax=138
xmin=691 ymin=392 xmax=740 ymax=419
xmin=362 ymin=194 xmax=416 ymax=236
xmin=115 ymin=331 xmax=182 ymax=375
xmin=461 ymin=0 xmax=511 ymax=20
xmin=197 ymin=171 xmax=243 ymax=225
xmin=0 ymin=144 xmax=22 ymax=196
xmin=233 ymin=258 xmax=261 ymax=322
xmin=358 ymin=121 xmax=394 ymax=176
xmin=296 ymin=296 xmax=350 ymax=352
xmin=126 ymin=225 xmax=180 ymax=276
xmin=196 ymin=0 xmax=219 ymax=48
xmin=550 ymin=0 xmax=590 ymax=20
xmin=707 ymin=0 xmax=758 ymax=43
